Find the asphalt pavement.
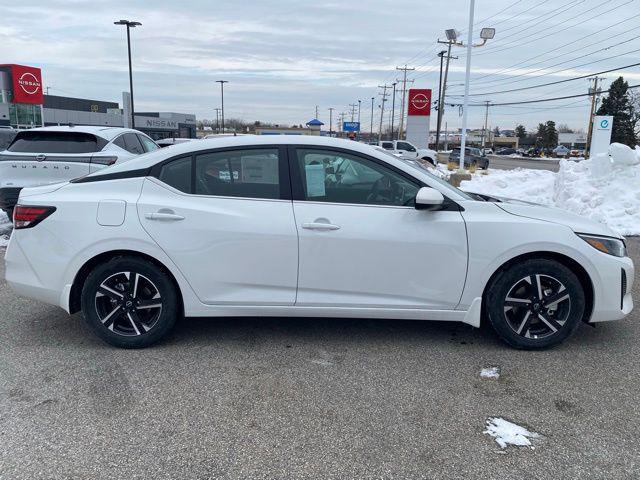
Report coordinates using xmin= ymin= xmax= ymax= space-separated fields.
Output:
xmin=487 ymin=155 xmax=560 ymax=172
xmin=0 ymin=240 xmax=638 ymax=479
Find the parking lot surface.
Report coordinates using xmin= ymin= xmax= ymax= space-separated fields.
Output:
xmin=1 ymin=240 xmax=638 ymax=479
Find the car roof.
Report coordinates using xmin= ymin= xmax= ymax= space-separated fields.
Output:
xmin=87 ymin=135 xmax=413 ymax=177
xmin=19 ymin=126 xmax=143 ymax=141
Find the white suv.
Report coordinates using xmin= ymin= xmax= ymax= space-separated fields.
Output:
xmin=378 ymin=140 xmax=437 ymax=165
xmin=0 ymin=126 xmax=158 ymax=218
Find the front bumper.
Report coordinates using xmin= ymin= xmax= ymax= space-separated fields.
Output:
xmin=589 ymin=254 xmax=634 ymax=323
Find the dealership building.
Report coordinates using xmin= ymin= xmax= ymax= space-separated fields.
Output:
xmin=0 ymin=64 xmax=196 ymax=139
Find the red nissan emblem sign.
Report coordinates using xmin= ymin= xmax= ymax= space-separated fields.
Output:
xmin=407 ymin=89 xmax=432 ymax=116
xmin=3 ymin=64 xmax=44 ymax=105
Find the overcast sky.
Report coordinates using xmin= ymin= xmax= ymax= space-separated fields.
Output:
xmin=3 ymin=0 xmax=639 ymax=132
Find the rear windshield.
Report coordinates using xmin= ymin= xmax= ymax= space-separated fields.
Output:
xmin=8 ymin=131 xmax=107 ymax=154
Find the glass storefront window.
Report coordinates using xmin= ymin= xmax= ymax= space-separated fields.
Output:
xmin=9 ymin=103 xmax=43 ymax=128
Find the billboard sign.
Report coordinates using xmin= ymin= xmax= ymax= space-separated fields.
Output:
xmin=342 ymin=121 xmax=360 ymax=132
xmin=407 ymin=89 xmax=432 ymax=116
xmin=590 ymin=115 xmax=613 ymax=157
xmin=9 ymin=65 xmax=43 ymax=104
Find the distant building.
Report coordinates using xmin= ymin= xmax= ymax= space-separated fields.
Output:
xmin=255 ymin=118 xmax=323 ymax=136
xmin=558 ymin=132 xmax=587 ymax=149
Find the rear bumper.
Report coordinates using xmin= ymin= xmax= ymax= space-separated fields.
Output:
xmin=0 ymin=187 xmax=22 ymax=211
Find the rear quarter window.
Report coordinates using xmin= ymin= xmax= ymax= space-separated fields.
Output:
xmin=7 ymin=131 xmax=107 ymax=153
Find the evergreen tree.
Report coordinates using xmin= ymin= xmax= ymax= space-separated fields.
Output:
xmin=545 ymin=120 xmax=558 ymax=147
xmin=515 ymin=124 xmax=526 ymax=139
xmin=596 ymin=76 xmax=637 ymax=147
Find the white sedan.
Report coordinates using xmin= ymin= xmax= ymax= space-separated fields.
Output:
xmin=5 ymin=136 xmax=634 ymax=349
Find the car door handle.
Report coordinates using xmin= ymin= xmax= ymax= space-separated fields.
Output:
xmin=145 ymin=212 xmax=185 ymax=221
xmin=302 ymin=222 xmax=340 ymax=231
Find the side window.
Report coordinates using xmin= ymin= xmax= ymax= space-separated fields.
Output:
xmin=138 ymin=134 xmax=159 ymax=152
xmin=397 ymin=141 xmax=416 ymax=152
xmin=113 ymin=135 xmax=127 ymax=151
xmin=194 ymin=148 xmax=280 ymax=199
xmin=296 ymin=149 xmax=419 ymax=207
xmin=381 ymin=142 xmax=394 ymax=150
xmin=158 ymin=157 xmax=192 ymax=193
xmin=122 ymin=133 xmax=145 ymax=154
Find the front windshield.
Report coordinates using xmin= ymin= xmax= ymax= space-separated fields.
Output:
xmin=376 ymin=151 xmax=474 ymax=201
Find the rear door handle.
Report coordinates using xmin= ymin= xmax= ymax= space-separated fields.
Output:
xmin=145 ymin=212 xmax=185 ymax=221
xmin=302 ymin=222 xmax=340 ymax=231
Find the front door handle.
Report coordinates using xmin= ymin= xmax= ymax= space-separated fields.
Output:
xmin=302 ymin=222 xmax=340 ymax=231
xmin=145 ymin=211 xmax=185 ymax=221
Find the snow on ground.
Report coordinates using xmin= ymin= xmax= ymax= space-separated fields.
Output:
xmin=0 ymin=211 xmax=10 ymax=247
xmin=480 ymin=367 xmax=501 ymax=379
xmin=460 ymin=143 xmax=640 ymax=236
xmin=484 ymin=417 xmax=540 ymax=449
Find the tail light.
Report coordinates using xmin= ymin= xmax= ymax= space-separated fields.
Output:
xmin=13 ymin=205 xmax=56 ymax=229
xmin=91 ymin=156 xmax=118 ymax=166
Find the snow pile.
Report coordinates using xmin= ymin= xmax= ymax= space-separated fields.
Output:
xmin=0 ymin=211 xmax=10 ymax=247
xmin=461 ymin=143 xmax=640 ymax=235
xmin=484 ymin=417 xmax=540 ymax=449
xmin=480 ymin=367 xmax=501 ymax=379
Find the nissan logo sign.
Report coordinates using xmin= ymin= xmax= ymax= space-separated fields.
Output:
xmin=18 ymin=72 xmax=41 ymax=95
xmin=410 ymin=93 xmax=430 ymax=110
xmin=36 ymin=154 xmax=46 ymax=162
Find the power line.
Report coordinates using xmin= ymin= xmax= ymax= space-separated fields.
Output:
xmin=447 ymin=61 xmax=640 ymax=97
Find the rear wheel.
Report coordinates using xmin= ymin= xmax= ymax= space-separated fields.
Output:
xmin=81 ymin=256 xmax=179 ymax=348
xmin=485 ymin=259 xmax=585 ymax=349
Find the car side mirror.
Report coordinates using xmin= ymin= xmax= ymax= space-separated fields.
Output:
xmin=415 ymin=187 xmax=444 ymax=210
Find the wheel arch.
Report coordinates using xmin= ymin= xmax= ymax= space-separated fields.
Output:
xmin=481 ymin=251 xmax=594 ymax=324
xmin=69 ymin=249 xmax=185 ymax=316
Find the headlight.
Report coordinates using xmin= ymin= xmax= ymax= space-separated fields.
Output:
xmin=578 ymin=234 xmax=627 ymax=257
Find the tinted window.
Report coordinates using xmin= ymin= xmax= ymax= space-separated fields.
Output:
xmin=296 ymin=149 xmax=419 ymax=206
xmin=159 ymin=157 xmax=192 ymax=193
xmin=194 ymin=148 xmax=280 ymax=199
xmin=397 ymin=141 xmax=416 ymax=152
xmin=138 ymin=134 xmax=159 ymax=152
xmin=122 ymin=133 xmax=145 ymax=154
xmin=380 ymin=142 xmax=394 ymax=150
xmin=8 ymin=131 xmax=106 ymax=153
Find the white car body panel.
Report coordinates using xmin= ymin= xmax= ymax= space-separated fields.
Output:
xmin=3 ymin=135 xmax=633 ymax=333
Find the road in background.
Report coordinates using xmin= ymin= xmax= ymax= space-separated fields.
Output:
xmin=0 ymin=239 xmax=638 ymax=479
xmin=438 ymin=153 xmax=561 ymax=172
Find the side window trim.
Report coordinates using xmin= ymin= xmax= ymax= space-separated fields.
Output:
xmin=287 ymin=145 xmax=423 ymax=205
xmin=150 ymin=145 xmax=291 ymax=200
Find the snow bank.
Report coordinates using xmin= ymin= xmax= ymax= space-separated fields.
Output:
xmin=0 ymin=211 xmax=10 ymax=247
xmin=484 ymin=417 xmax=540 ymax=449
xmin=461 ymin=143 xmax=640 ymax=235
xmin=480 ymin=367 xmax=501 ymax=379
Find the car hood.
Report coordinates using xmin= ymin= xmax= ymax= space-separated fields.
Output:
xmin=467 ymin=192 xmax=621 ymax=238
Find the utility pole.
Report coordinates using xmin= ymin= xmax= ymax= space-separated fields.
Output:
xmin=329 ymin=108 xmax=335 ymax=136
xmin=396 ymin=65 xmax=415 ymax=140
xmin=348 ymin=103 xmax=358 ymax=122
xmin=377 ymin=85 xmax=390 ymax=142
xmin=390 ymin=82 xmax=397 ymax=139
xmin=444 ymin=121 xmax=449 ymax=150
xmin=370 ymin=97 xmax=375 ymax=141
xmin=216 ymin=80 xmax=228 ymax=133
xmin=357 ymin=99 xmax=362 ymax=140
xmin=482 ymin=101 xmax=490 ymax=148
xmin=315 ymin=105 xmax=319 ymax=119
xmin=435 ymin=42 xmax=457 ymax=151
xmin=585 ymin=76 xmax=604 ymax=157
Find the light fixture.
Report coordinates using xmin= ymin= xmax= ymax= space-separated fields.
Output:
xmin=480 ymin=27 xmax=496 ymax=40
xmin=445 ymin=29 xmax=458 ymax=42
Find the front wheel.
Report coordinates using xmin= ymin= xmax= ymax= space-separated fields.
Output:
xmin=81 ymin=256 xmax=179 ymax=348
xmin=485 ymin=259 xmax=585 ymax=349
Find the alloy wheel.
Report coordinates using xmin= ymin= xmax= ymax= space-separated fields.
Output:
xmin=503 ymin=274 xmax=571 ymax=340
xmin=94 ymin=271 xmax=163 ymax=336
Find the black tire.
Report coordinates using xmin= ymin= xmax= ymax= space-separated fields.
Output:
xmin=485 ymin=259 xmax=585 ymax=349
xmin=422 ymin=156 xmax=436 ymax=166
xmin=81 ymin=256 xmax=179 ymax=348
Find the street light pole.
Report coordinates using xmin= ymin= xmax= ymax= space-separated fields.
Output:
xmin=357 ymin=99 xmax=361 ymax=140
xmin=370 ymin=97 xmax=374 ymax=140
xmin=216 ymin=80 xmax=228 ymax=133
xmin=458 ymin=0 xmax=476 ymax=171
xmin=114 ymin=19 xmax=141 ymax=129
xmin=328 ymin=107 xmax=334 ymax=137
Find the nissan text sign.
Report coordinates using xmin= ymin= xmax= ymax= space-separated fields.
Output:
xmin=8 ymin=65 xmax=43 ymax=104
xmin=407 ymin=89 xmax=432 ymax=116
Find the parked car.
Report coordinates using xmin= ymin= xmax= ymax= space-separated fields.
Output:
xmin=481 ymin=148 xmax=493 ymax=155
xmin=569 ymin=149 xmax=584 ymax=158
xmin=377 ymin=140 xmax=437 ymax=165
xmin=5 ymin=136 xmax=633 ymax=350
xmin=553 ymin=145 xmax=570 ymax=158
xmin=449 ymin=147 xmax=489 ymax=169
xmin=496 ymin=147 xmax=517 ymax=156
xmin=0 ymin=126 xmax=158 ymax=218
xmin=156 ymin=138 xmax=196 ymax=148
